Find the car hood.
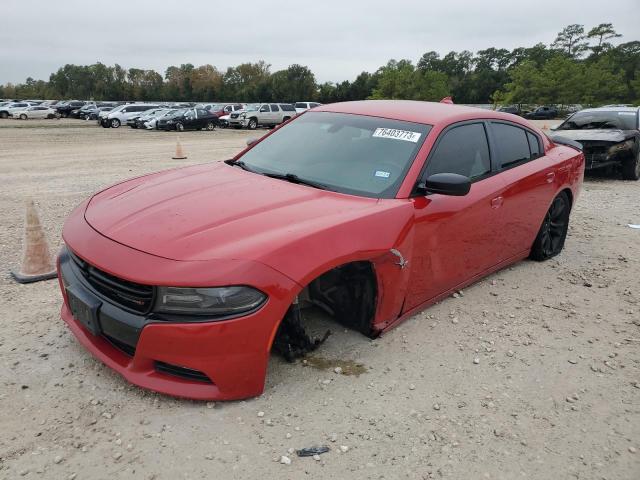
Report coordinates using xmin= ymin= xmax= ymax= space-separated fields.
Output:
xmin=84 ymin=162 xmax=380 ymax=262
xmin=553 ymin=129 xmax=635 ymax=143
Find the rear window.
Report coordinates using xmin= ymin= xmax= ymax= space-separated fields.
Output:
xmin=280 ymin=104 xmax=295 ymax=112
xmin=558 ymin=110 xmax=638 ymax=130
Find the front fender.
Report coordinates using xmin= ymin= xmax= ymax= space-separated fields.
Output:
xmin=261 ymin=199 xmax=417 ymax=333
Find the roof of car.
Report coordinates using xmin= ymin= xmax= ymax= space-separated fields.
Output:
xmin=577 ymin=106 xmax=639 ymax=113
xmin=314 ymin=100 xmax=527 ymax=126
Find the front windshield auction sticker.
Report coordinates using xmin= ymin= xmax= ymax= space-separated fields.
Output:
xmin=372 ymin=128 xmax=422 ymax=143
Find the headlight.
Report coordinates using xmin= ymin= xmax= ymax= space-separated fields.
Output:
xmin=167 ymin=120 xmax=174 ymax=124
xmin=154 ymin=286 xmax=266 ymax=316
xmin=240 ymin=113 xmax=246 ymax=119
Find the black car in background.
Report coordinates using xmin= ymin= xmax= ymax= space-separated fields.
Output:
xmin=72 ymin=103 xmax=116 ymax=119
xmin=84 ymin=106 xmax=115 ymax=120
xmin=56 ymin=101 xmax=86 ymax=117
xmin=157 ymin=108 xmax=218 ymax=131
xmin=552 ymin=106 xmax=640 ymax=180
xmin=524 ymin=106 xmax=558 ymax=120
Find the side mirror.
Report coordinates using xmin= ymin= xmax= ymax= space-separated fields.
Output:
xmin=419 ymin=173 xmax=471 ymax=196
xmin=246 ymin=138 xmax=259 ymax=147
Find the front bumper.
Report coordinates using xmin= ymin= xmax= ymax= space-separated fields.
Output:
xmin=58 ymin=204 xmax=299 ymax=400
xmin=228 ymin=117 xmax=247 ymax=127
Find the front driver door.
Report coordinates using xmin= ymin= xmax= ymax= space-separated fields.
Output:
xmin=404 ymin=121 xmax=507 ymax=311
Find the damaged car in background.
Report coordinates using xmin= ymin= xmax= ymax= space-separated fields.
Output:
xmin=552 ymin=106 xmax=640 ymax=180
xmin=57 ymin=100 xmax=584 ymax=400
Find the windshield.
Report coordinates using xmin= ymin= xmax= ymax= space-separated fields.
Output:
xmin=244 ymin=104 xmax=259 ymax=112
xmin=237 ymin=112 xmax=431 ymax=198
xmin=294 ymin=103 xmax=308 ymax=109
xmin=558 ymin=110 xmax=638 ymax=130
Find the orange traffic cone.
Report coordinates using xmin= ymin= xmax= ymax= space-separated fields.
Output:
xmin=542 ymin=123 xmax=549 ymax=130
xmin=172 ymin=137 xmax=187 ymax=160
xmin=11 ymin=199 xmax=57 ymax=283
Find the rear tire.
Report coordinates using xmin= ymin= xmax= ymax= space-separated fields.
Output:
xmin=0 ymin=112 xmax=8 ymax=119
xmin=530 ymin=191 xmax=571 ymax=261
xmin=621 ymin=149 xmax=640 ymax=181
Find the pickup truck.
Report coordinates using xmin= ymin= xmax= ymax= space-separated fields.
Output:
xmin=524 ymin=106 xmax=558 ymax=120
xmin=228 ymin=103 xmax=296 ymax=129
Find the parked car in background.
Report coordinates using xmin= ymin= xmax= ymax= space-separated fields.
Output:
xmin=212 ymin=103 xmax=245 ymax=118
xmin=82 ymin=106 xmax=112 ymax=120
xmin=0 ymin=102 xmax=34 ymax=118
xmin=128 ymin=108 xmax=169 ymax=128
xmin=157 ymin=108 xmax=218 ymax=131
xmin=144 ymin=109 xmax=179 ymax=130
xmin=228 ymin=103 xmax=296 ymax=129
xmin=524 ymin=106 xmax=558 ymax=120
xmin=552 ymin=106 xmax=640 ymax=180
xmin=101 ymin=104 xmax=161 ymax=128
xmin=294 ymin=101 xmax=321 ymax=114
xmin=497 ymin=105 xmax=521 ymax=115
xmin=11 ymin=105 xmax=58 ymax=119
xmin=218 ymin=113 xmax=231 ymax=128
xmin=96 ymin=107 xmax=116 ymax=124
xmin=56 ymin=101 xmax=86 ymax=118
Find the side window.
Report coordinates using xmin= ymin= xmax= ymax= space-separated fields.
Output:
xmin=196 ymin=109 xmax=208 ymax=117
xmin=259 ymin=105 xmax=269 ymax=113
xmin=426 ymin=123 xmax=491 ymax=180
xmin=492 ymin=123 xmax=531 ymax=168
xmin=270 ymin=104 xmax=280 ymax=112
xmin=224 ymin=105 xmax=232 ymax=112
xmin=527 ymin=131 xmax=541 ymax=158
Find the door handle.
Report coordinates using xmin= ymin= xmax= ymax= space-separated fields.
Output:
xmin=546 ymin=172 xmax=555 ymax=183
xmin=491 ymin=196 xmax=503 ymax=208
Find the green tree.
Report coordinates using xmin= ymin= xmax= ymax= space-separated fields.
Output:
xmin=587 ymin=23 xmax=621 ymax=55
xmin=269 ymin=64 xmax=316 ymax=102
xmin=552 ymin=24 xmax=589 ymax=58
xmin=370 ymin=59 xmax=449 ymax=100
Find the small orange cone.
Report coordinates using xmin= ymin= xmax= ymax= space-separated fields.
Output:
xmin=11 ymin=199 xmax=57 ymax=283
xmin=542 ymin=123 xmax=549 ymax=130
xmin=172 ymin=137 xmax=187 ymax=160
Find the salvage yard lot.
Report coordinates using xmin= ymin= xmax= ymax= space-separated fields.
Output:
xmin=1 ymin=119 xmax=639 ymax=479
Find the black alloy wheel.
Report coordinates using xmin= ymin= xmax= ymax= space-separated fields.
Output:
xmin=530 ymin=191 xmax=571 ymax=261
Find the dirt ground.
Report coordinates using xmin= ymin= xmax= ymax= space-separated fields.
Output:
xmin=0 ymin=118 xmax=638 ymax=480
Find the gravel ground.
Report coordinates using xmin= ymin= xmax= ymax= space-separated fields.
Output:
xmin=0 ymin=118 xmax=638 ymax=480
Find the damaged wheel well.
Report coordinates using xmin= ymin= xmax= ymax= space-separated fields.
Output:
xmin=272 ymin=261 xmax=378 ymax=361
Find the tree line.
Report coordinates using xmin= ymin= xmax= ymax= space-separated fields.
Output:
xmin=1 ymin=23 xmax=638 ymax=106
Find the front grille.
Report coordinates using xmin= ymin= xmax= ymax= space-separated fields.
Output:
xmin=230 ymin=113 xmax=239 ymax=119
xmin=155 ymin=361 xmax=213 ymax=383
xmin=69 ymin=252 xmax=154 ymax=313
xmin=103 ymin=333 xmax=136 ymax=357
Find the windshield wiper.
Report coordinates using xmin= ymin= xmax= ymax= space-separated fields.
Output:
xmin=263 ymin=172 xmax=333 ymax=191
xmin=229 ymin=160 xmax=259 ymax=173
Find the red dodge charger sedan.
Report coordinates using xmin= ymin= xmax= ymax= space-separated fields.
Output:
xmin=57 ymin=100 xmax=584 ymax=400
